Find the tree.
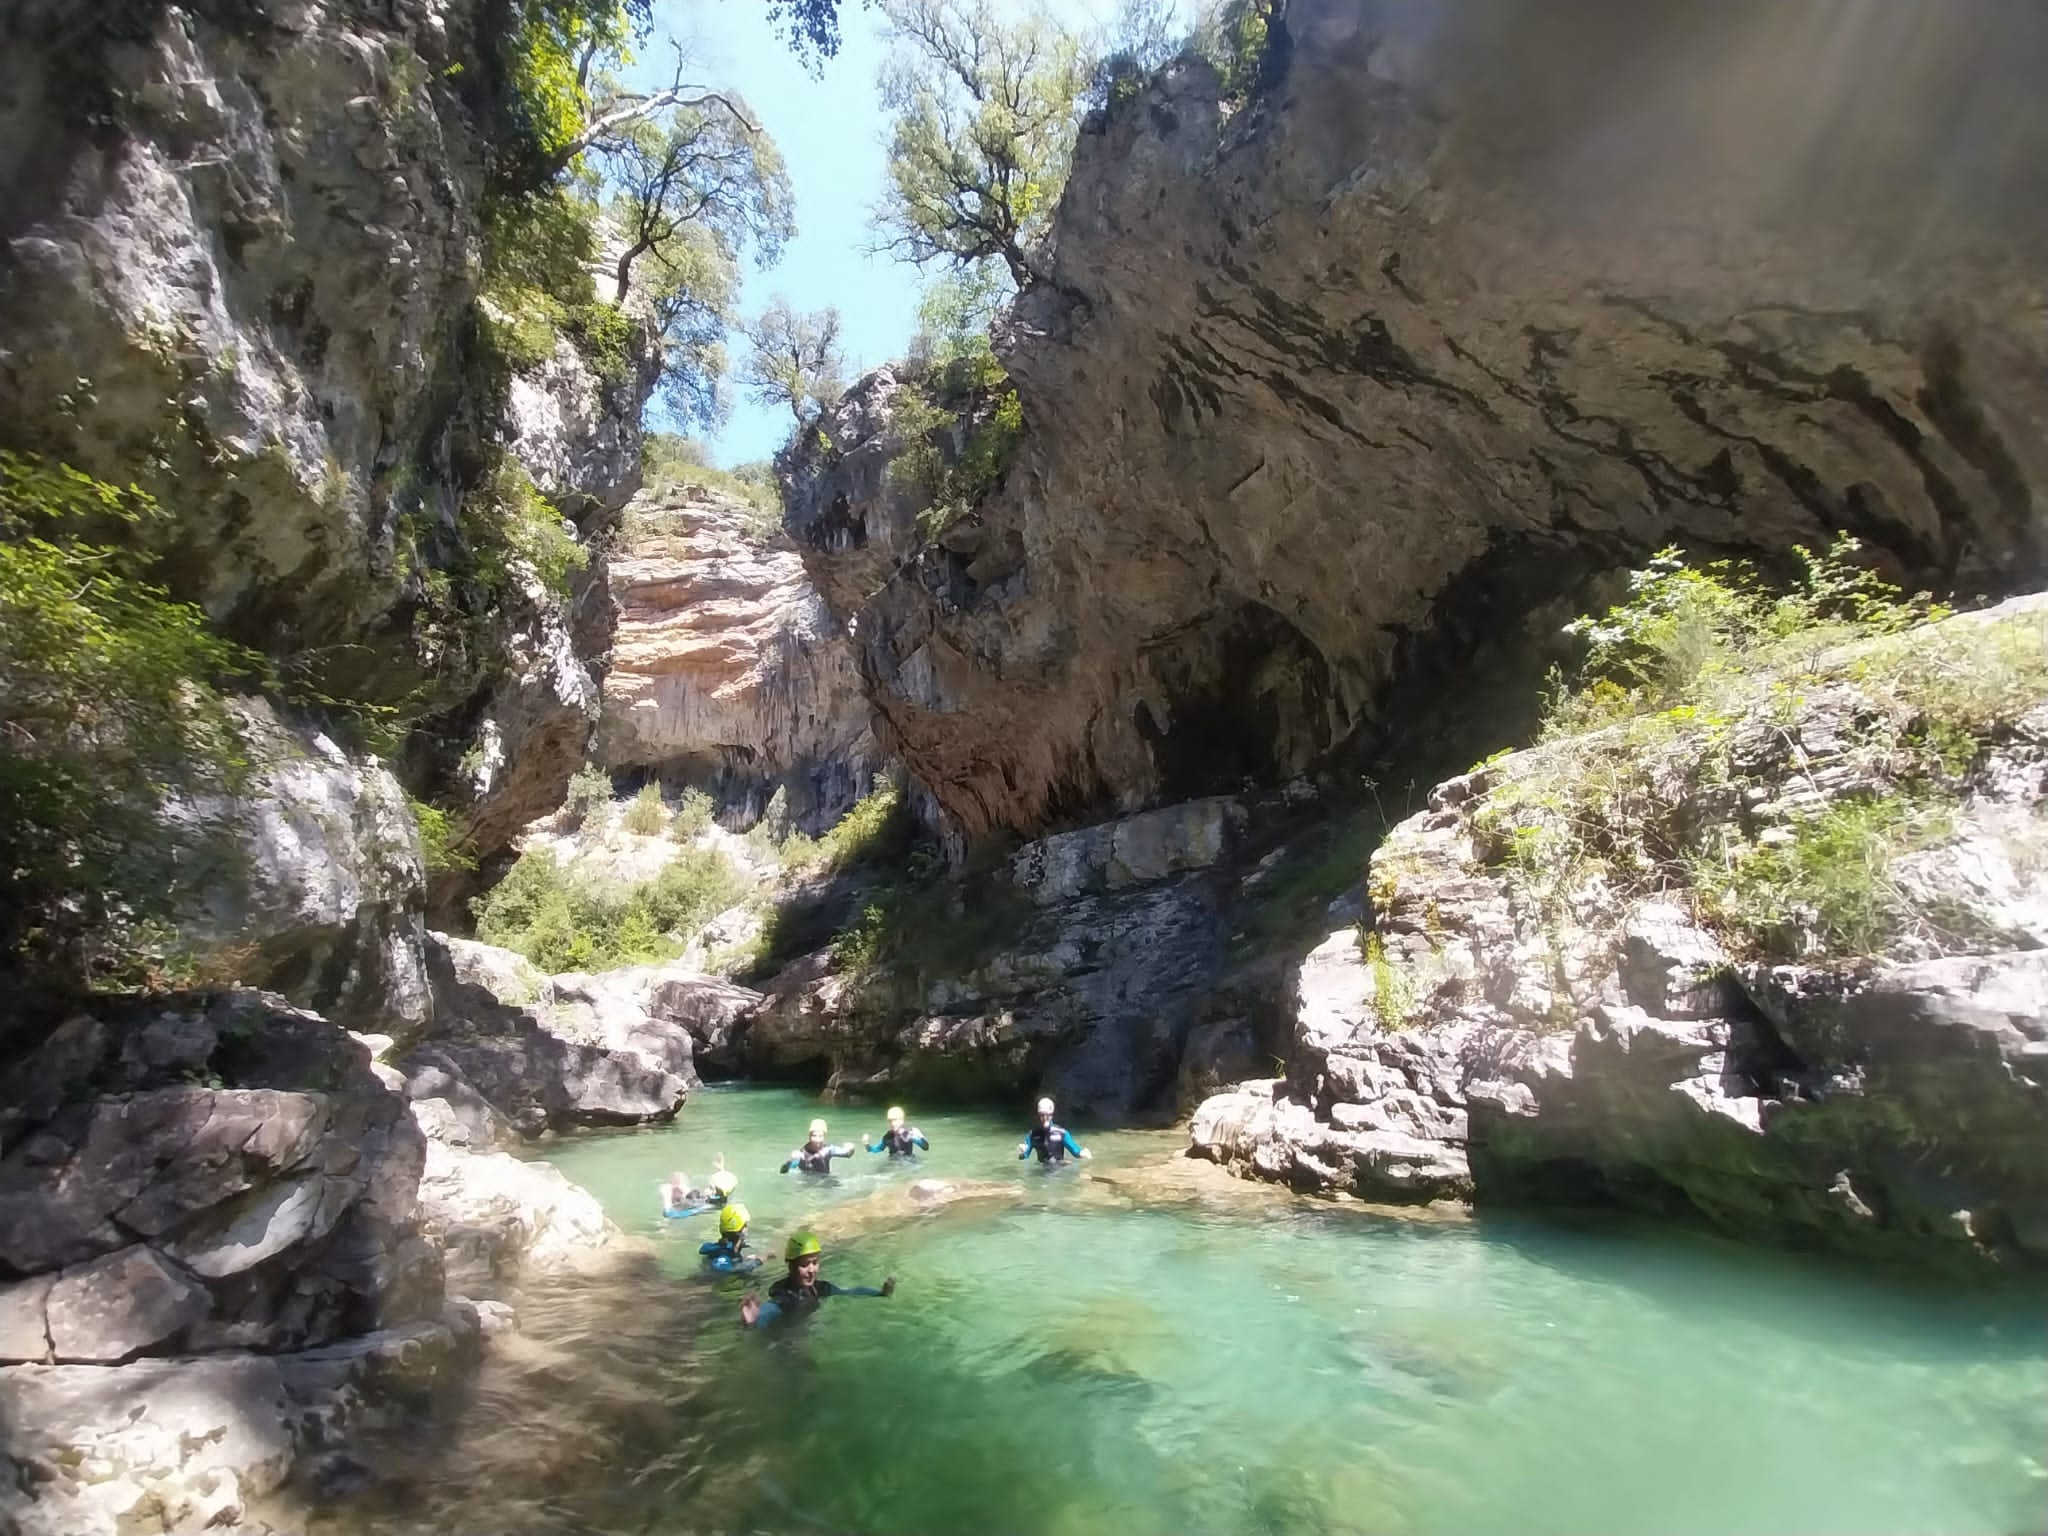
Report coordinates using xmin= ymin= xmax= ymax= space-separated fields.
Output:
xmin=764 ymin=0 xmax=872 ymax=69
xmin=597 ymin=94 xmax=791 ymax=307
xmin=741 ymin=299 xmax=847 ymax=428
xmin=871 ymin=0 xmax=1090 ymax=290
xmin=1087 ymin=0 xmax=1181 ymax=109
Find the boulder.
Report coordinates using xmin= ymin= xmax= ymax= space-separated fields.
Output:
xmin=413 ymin=1140 xmax=622 ymax=1292
xmin=43 ymin=1246 xmax=210 ymax=1364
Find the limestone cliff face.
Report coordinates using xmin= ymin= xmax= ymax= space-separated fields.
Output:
xmin=0 ymin=0 xmax=656 ymax=972
xmin=598 ymin=485 xmax=881 ymax=828
xmin=787 ymin=0 xmax=2048 ymax=841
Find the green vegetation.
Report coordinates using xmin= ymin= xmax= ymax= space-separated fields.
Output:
xmin=0 ymin=453 xmax=259 ymax=984
xmin=670 ymin=786 xmax=716 ymax=841
xmin=1192 ymin=0 xmax=1276 ymax=104
xmin=411 ymin=798 xmax=479 ymax=874
xmin=889 ymin=377 xmax=1026 ymax=541
xmin=562 ymin=765 xmax=614 ymax=829
xmin=777 ymin=776 xmax=915 ymax=876
xmin=635 ymin=433 xmax=783 ymax=540
xmin=621 ymin=781 xmax=668 ymax=835
xmin=459 ymin=460 xmax=587 ymax=598
xmin=474 ymin=843 xmax=746 ymax=972
xmin=1359 ymin=929 xmax=1413 ymax=1030
xmin=873 ymin=0 xmax=1090 ymax=289
xmin=740 ymin=298 xmax=846 ymax=428
xmin=1471 ymin=538 xmax=2044 ymax=963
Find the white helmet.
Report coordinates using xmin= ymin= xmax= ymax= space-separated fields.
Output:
xmin=886 ymin=1106 xmax=905 ymax=1125
xmin=808 ymin=1117 xmax=828 ymax=1138
xmin=1036 ymin=1097 xmax=1055 ymax=1115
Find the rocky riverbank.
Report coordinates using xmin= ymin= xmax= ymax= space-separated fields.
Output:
xmin=1191 ymin=597 xmax=2048 ymax=1267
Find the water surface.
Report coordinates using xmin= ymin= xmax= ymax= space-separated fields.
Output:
xmin=316 ymin=1086 xmax=2048 ymax=1536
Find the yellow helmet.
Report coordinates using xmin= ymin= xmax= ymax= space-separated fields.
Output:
xmin=719 ymin=1202 xmax=749 ymax=1235
xmin=709 ymin=1169 xmax=739 ymax=1197
xmin=785 ymin=1230 xmax=822 ymax=1261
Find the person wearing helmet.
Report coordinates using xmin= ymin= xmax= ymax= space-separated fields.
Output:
xmin=1017 ymin=1096 xmax=1090 ymax=1164
xmin=699 ymin=1202 xmax=761 ymax=1273
xmin=780 ymin=1117 xmax=858 ymax=1175
xmin=740 ymin=1231 xmax=895 ymax=1328
xmin=866 ymin=1105 xmax=930 ymax=1159
xmin=660 ymin=1155 xmax=738 ymax=1217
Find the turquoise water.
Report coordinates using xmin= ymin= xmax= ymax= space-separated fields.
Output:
xmin=322 ymin=1086 xmax=2048 ymax=1536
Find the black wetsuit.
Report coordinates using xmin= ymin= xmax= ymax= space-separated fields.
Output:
xmin=868 ymin=1126 xmax=930 ymax=1157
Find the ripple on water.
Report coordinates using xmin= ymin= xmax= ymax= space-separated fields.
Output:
xmin=296 ymin=1087 xmax=2048 ymax=1536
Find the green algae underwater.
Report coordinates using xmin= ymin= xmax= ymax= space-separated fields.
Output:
xmin=308 ymin=1086 xmax=2048 ymax=1536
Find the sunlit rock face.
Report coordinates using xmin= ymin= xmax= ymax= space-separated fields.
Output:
xmin=787 ymin=0 xmax=2048 ymax=842
xmin=598 ymin=484 xmax=883 ymax=830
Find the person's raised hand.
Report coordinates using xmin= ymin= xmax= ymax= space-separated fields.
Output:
xmin=740 ymin=1294 xmax=761 ymax=1327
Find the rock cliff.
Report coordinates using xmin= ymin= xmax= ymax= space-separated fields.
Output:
xmin=787 ymin=0 xmax=2048 ymax=842
xmin=598 ymin=483 xmax=882 ymax=829
xmin=1191 ymin=597 xmax=2048 ymax=1266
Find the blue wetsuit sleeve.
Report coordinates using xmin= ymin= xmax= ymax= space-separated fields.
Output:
xmin=1018 ymin=1134 xmax=1032 ymax=1160
xmin=834 ymin=1142 xmax=857 ymax=1159
xmin=779 ymin=1154 xmax=797 ymax=1173
xmin=749 ymin=1299 xmax=783 ymax=1328
xmin=867 ymin=1136 xmax=887 ymax=1153
xmin=912 ymin=1133 xmax=929 ymax=1150
xmin=836 ymin=1286 xmax=885 ymax=1298
xmin=1062 ymin=1130 xmax=1084 ymax=1157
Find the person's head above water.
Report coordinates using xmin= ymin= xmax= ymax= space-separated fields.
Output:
xmin=1036 ymin=1096 xmax=1055 ymax=1122
xmin=886 ymin=1106 xmax=905 ymax=1127
xmin=709 ymin=1167 xmax=739 ymax=1198
xmin=719 ymin=1202 xmax=750 ymax=1237
xmin=785 ymin=1229 xmax=823 ymax=1284
xmin=668 ymin=1169 xmax=689 ymax=1188
xmin=806 ymin=1117 xmax=828 ymax=1145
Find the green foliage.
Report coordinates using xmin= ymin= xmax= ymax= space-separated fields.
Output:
xmin=875 ymin=0 xmax=1090 ymax=288
xmin=1548 ymin=537 xmax=1947 ymax=736
xmin=562 ymin=765 xmax=614 ymax=829
xmin=889 ymin=378 xmax=1026 ymax=542
xmin=1191 ymin=0 xmax=1275 ymax=102
xmin=1468 ymin=543 xmax=2041 ymax=966
xmin=740 ymin=297 xmax=846 ymax=429
xmin=780 ymin=776 xmax=914 ymax=876
xmin=621 ymin=781 xmax=668 ymax=835
xmin=472 ymin=842 xmax=746 ymax=973
xmin=460 ymin=461 xmax=588 ymax=599
xmin=1689 ymin=796 xmax=1960 ymax=960
xmin=0 ymin=453 xmax=261 ymax=982
xmin=1358 ymin=929 xmax=1412 ymax=1030
xmin=636 ymin=433 xmax=783 ymax=537
xmin=670 ymin=786 xmax=716 ymax=841
xmin=410 ymin=798 xmax=478 ymax=873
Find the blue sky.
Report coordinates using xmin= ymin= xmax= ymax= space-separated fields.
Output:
xmin=648 ymin=0 xmax=1164 ymax=466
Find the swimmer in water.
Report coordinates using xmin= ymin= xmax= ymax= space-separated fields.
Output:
xmin=699 ymin=1202 xmax=761 ymax=1273
xmin=1017 ymin=1096 xmax=1090 ymax=1164
xmin=866 ymin=1105 xmax=930 ymax=1159
xmin=780 ymin=1118 xmax=858 ymax=1175
xmin=661 ymin=1157 xmax=738 ymax=1217
xmin=740 ymin=1231 xmax=894 ymax=1328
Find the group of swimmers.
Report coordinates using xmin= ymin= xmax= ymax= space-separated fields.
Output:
xmin=659 ymin=1096 xmax=1089 ymax=1328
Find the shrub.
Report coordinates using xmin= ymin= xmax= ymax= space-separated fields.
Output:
xmin=0 ymin=452 xmax=261 ymax=983
xmin=1358 ymin=928 xmax=1412 ymax=1030
xmin=411 ymin=798 xmax=477 ymax=873
xmin=621 ymin=782 xmax=668 ymax=835
xmin=562 ymin=765 xmax=613 ymax=828
xmin=473 ymin=843 xmax=746 ymax=973
xmin=465 ymin=461 xmax=587 ymax=599
xmin=670 ymin=786 xmax=715 ymax=841
xmin=1471 ymin=539 xmax=2031 ymax=966
xmin=889 ymin=380 xmax=1026 ymax=543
